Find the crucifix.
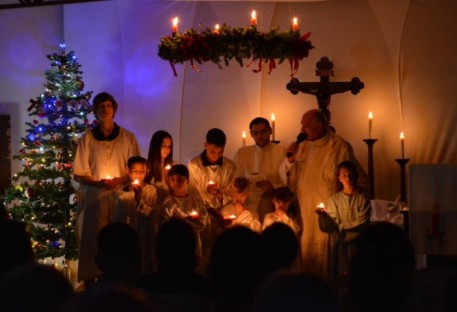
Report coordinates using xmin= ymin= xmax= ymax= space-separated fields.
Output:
xmin=286 ymin=56 xmax=364 ymax=127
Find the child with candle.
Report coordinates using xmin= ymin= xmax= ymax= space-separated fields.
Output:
xmin=262 ymin=186 xmax=301 ymax=235
xmin=220 ymin=177 xmax=261 ymax=232
xmin=316 ymin=160 xmax=371 ymax=276
xmin=161 ymin=164 xmax=208 ymax=261
xmin=116 ymin=156 xmax=158 ymax=275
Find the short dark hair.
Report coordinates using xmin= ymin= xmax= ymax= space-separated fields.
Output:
xmin=272 ymin=187 xmax=294 ymax=202
xmin=168 ymin=164 xmax=189 ymax=179
xmin=232 ymin=176 xmax=250 ymax=193
xmin=206 ymin=128 xmax=226 ymax=147
xmin=337 ymin=160 xmax=359 ymax=187
xmin=127 ymin=156 xmax=147 ymax=169
xmin=92 ymin=92 xmax=119 ymax=115
xmin=249 ymin=117 xmax=271 ymax=130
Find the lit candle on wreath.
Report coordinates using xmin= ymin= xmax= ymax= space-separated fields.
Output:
xmin=214 ymin=24 xmax=220 ymax=35
xmin=172 ymin=17 xmax=179 ymax=35
xmin=292 ymin=17 xmax=299 ymax=31
xmin=250 ymin=10 xmax=257 ymax=27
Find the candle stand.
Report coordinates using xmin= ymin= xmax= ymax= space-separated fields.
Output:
xmin=395 ymin=158 xmax=410 ymax=235
xmin=363 ymin=138 xmax=377 ymax=199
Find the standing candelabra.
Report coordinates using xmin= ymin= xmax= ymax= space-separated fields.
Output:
xmin=363 ymin=138 xmax=378 ymax=199
xmin=396 ymin=158 xmax=410 ymax=235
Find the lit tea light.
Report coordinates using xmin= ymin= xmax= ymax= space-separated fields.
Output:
xmin=189 ymin=210 xmax=199 ymax=219
xmin=317 ymin=202 xmax=325 ymax=209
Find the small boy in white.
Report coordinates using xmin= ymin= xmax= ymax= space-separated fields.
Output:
xmin=161 ymin=164 xmax=208 ymax=260
xmin=262 ymin=186 xmax=301 ymax=235
xmin=221 ymin=177 xmax=261 ymax=232
xmin=117 ymin=156 xmax=157 ymax=275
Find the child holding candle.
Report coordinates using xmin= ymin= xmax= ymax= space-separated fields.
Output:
xmin=116 ymin=156 xmax=158 ymax=275
xmin=220 ymin=177 xmax=261 ymax=232
xmin=316 ymin=160 xmax=371 ymax=276
xmin=262 ymin=186 xmax=301 ymax=235
xmin=161 ymin=164 xmax=208 ymax=261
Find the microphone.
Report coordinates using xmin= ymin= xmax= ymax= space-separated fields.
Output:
xmin=286 ymin=132 xmax=307 ymax=158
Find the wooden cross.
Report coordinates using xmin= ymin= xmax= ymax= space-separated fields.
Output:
xmin=286 ymin=56 xmax=364 ymax=127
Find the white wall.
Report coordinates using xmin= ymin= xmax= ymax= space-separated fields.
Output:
xmin=1 ymin=0 xmax=457 ymax=201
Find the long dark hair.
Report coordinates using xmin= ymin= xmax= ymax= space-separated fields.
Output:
xmin=146 ymin=130 xmax=173 ymax=183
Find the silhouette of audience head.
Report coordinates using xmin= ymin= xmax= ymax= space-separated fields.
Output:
xmin=252 ymin=271 xmax=339 ymax=312
xmin=95 ymin=222 xmax=141 ymax=283
xmin=261 ymin=222 xmax=299 ymax=272
xmin=271 ymin=186 xmax=298 ymax=219
xmin=155 ymin=217 xmax=198 ymax=275
xmin=349 ymin=222 xmax=415 ymax=312
xmin=0 ymin=218 xmax=34 ymax=278
xmin=0 ymin=263 xmax=74 ymax=311
xmin=208 ymin=226 xmax=264 ymax=312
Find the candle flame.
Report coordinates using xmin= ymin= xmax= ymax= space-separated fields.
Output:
xmin=292 ymin=17 xmax=298 ymax=25
xmin=105 ymin=175 xmax=111 ymax=179
xmin=208 ymin=180 xmax=216 ymax=185
xmin=368 ymin=112 xmax=373 ymax=119
xmin=271 ymin=113 xmax=276 ymax=121
xmin=215 ymin=24 xmax=220 ymax=30
xmin=172 ymin=17 xmax=178 ymax=27
xmin=317 ymin=202 xmax=325 ymax=208
xmin=165 ymin=164 xmax=171 ymax=170
xmin=251 ymin=10 xmax=256 ymax=19
xmin=229 ymin=214 xmax=237 ymax=220
xmin=400 ymin=132 xmax=405 ymax=139
xmin=242 ymin=131 xmax=247 ymax=139
xmin=133 ymin=179 xmax=140 ymax=185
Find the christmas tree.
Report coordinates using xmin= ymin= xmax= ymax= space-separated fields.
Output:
xmin=3 ymin=43 xmax=93 ymax=260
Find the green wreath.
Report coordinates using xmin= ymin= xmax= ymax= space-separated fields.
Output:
xmin=158 ymin=25 xmax=314 ymax=76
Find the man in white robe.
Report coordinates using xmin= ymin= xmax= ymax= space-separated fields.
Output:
xmin=188 ymin=128 xmax=236 ymax=261
xmin=233 ymin=117 xmax=286 ymax=223
xmin=282 ymin=109 xmax=366 ymax=278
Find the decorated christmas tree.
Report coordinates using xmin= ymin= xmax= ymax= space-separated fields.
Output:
xmin=3 ymin=43 xmax=93 ymax=261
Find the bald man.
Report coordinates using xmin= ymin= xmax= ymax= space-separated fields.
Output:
xmin=282 ymin=109 xmax=367 ymax=278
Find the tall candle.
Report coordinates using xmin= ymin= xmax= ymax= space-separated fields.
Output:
xmin=271 ymin=113 xmax=276 ymax=141
xmin=400 ymin=132 xmax=405 ymax=158
xmin=172 ymin=17 xmax=179 ymax=35
xmin=250 ymin=10 xmax=257 ymax=27
xmin=242 ymin=131 xmax=247 ymax=146
xmin=368 ymin=112 xmax=373 ymax=139
xmin=292 ymin=17 xmax=299 ymax=31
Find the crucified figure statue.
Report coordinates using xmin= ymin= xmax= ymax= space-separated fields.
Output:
xmin=286 ymin=56 xmax=364 ymax=128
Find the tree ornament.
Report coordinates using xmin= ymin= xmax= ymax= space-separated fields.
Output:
xmin=25 ymin=187 xmax=35 ymax=199
xmin=75 ymin=79 xmax=84 ymax=91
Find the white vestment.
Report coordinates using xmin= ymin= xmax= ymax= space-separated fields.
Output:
xmin=233 ymin=142 xmax=286 ymax=221
xmin=282 ymin=130 xmax=365 ymax=278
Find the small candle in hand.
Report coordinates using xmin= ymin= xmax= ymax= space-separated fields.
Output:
xmin=105 ymin=175 xmax=111 ymax=180
xmin=400 ymin=132 xmax=405 ymax=158
xmin=271 ymin=113 xmax=276 ymax=141
xmin=208 ymin=180 xmax=216 ymax=185
xmin=172 ymin=17 xmax=179 ymax=35
xmin=292 ymin=17 xmax=299 ymax=31
xmin=133 ymin=179 xmax=140 ymax=185
xmin=165 ymin=164 xmax=172 ymax=170
xmin=228 ymin=214 xmax=237 ymax=220
xmin=250 ymin=10 xmax=257 ymax=27
xmin=189 ymin=210 xmax=199 ymax=219
xmin=368 ymin=112 xmax=373 ymax=139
